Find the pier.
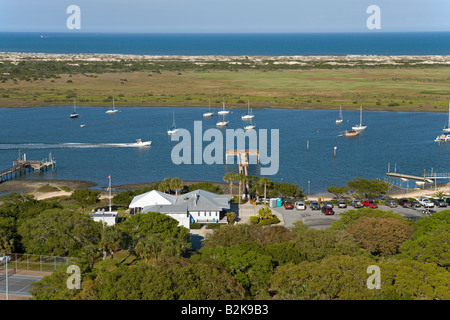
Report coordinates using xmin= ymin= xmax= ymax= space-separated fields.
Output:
xmin=0 ymin=153 xmax=56 ymax=183
xmin=225 ymin=149 xmax=259 ymax=176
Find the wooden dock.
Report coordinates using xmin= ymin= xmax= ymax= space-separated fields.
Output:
xmin=225 ymin=149 xmax=259 ymax=176
xmin=0 ymin=153 xmax=56 ymax=183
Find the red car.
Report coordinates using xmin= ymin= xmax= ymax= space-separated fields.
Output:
xmin=321 ymin=206 xmax=334 ymax=215
xmin=284 ymin=202 xmax=294 ymax=210
xmin=362 ymin=200 xmax=378 ymax=208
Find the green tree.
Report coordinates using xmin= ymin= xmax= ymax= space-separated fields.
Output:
xmin=100 ymin=226 xmax=125 ymax=259
xmin=70 ymin=189 xmax=100 ymax=212
xmin=346 ymin=178 xmax=388 ymax=199
xmin=169 ymin=177 xmax=183 ymax=196
xmin=226 ymin=211 xmax=236 ymax=224
xmin=346 ymin=216 xmax=415 ymax=257
xmin=119 ymin=212 xmax=190 ymax=249
xmin=18 ymin=209 xmax=102 ymax=256
xmin=326 ymin=186 xmax=348 ymax=199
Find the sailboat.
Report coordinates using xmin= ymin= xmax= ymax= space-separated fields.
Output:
xmin=241 ymin=101 xmax=255 ymax=120
xmin=216 ymin=114 xmax=229 ymax=127
xmin=70 ymin=100 xmax=79 ymax=118
xmin=352 ymin=106 xmax=367 ymax=131
xmin=336 ymin=106 xmax=343 ymax=124
xmin=203 ymin=99 xmax=214 ymax=117
xmin=244 ymin=119 xmax=256 ymax=131
xmin=443 ymin=102 xmax=450 ymax=132
xmin=167 ymin=112 xmax=178 ymax=135
xmin=218 ymin=101 xmax=230 ymax=115
xmin=106 ymin=97 xmax=119 ymax=114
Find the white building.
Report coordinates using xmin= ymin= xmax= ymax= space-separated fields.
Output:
xmin=89 ymin=209 xmax=118 ymax=227
xmin=129 ymin=189 xmax=230 ymax=229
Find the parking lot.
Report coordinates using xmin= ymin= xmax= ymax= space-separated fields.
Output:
xmin=271 ymin=202 xmax=449 ymax=229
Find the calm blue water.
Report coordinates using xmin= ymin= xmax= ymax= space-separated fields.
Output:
xmin=1 ymin=106 xmax=450 ymax=194
xmin=2 ymin=32 xmax=450 ymax=55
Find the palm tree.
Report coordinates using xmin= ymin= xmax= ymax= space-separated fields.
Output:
xmin=236 ymin=173 xmax=248 ymax=205
xmin=258 ymin=177 xmax=272 ymax=204
xmin=223 ymin=172 xmax=236 ymax=199
xmin=170 ymin=177 xmax=183 ymax=196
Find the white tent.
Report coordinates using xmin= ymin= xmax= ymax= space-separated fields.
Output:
xmin=129 ymin=190 xmax=177 ymax=209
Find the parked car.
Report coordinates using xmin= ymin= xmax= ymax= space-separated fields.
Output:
xmin=284 ymin=202 xmax=294 ymax=210
xmin=337 ymin=200 xmax=347 ymax=208
xmin=385 ymin=199 xmax=398 ymax=208
xmin=310 ymin=200 xmax=321 ymax=210
xmin=295 ymin=202 xmax=306 ymax=210
xmin=398 ymin=198 xmax=412 ymax=208
xmin=324 ymin=201 xmax=334 ymax=208
xmin=410 ymin=200 xmax=421 ymax=208
xmin=351 ymin=199 xmax=363 ymax=208
xmin=433 ymin=198 xmax=447 ymax=207
xmin=417 ymin=197 xmax=434 ymax=208
xmin=446 ymin=197 xmax=450 ymax=205
xmin=362 ymin=199 xmax=378 ymax=208
xmin=321 ymin=206 xmax=334 ymax=215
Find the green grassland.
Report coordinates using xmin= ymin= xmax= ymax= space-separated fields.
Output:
xmin=1 ymin=54 xmax=450 ymax=112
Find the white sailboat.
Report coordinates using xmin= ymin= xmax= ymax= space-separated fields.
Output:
xmin=218 ymin=101 xmax=230 ymax=115
xmin=167 ymin=112 xmax=178 ymax=135
xmin=70 ymin=100 xmax=79 ymax=118
xmin=203 ymin=99 xmax=214 ymax=117
xmin=352 ymin=106 xmax=367 ymax=131
xmin=443 ymin=102 xmax=450 ymax=132
xmin=336 ymin=106 xmax=343 ymax=124
xmin=241 ymin=101 xmax=255 ymax=120
xmin=106 ymin=97 xmax=119 ymax=114
xmin=216 ymin=114 xmax=229 ymax=127
xmin=244 ymin=119 xmax=256 ymax=131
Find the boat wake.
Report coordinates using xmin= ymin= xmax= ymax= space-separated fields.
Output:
xmin=0 ymin=142 xmax=151 ymax=150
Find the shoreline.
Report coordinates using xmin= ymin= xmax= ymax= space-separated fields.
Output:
xmin=1 ymin=178 xmax=449 ymax=203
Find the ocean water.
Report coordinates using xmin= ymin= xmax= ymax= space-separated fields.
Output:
xmin=1 ymin=106 xmax=450 ymax=194
xmin=1 ymin=32 xmax=450 ymax=55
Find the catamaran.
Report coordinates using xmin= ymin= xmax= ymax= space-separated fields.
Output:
xmin=336 ymin=106 xmax=343 ymax=124
xmin=203 ymin=99 xmax=214 ymax=117
xmin=106 ymin=97 xmax=119 ymax=114
xmin=167 ymin=112 xmax=178 ymax=135
xmin=352 ymin=106 xmax=367 ymax=131
xmin=70 ymin=100 xmax=79 ymax=118
xmin=241 ymin=101 xmax=255 ymax=120
xmin=443 ymin=102 xmax=450 ymax=132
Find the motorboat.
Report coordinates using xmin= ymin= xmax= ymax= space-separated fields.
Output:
xmin=244 ymin=123 xmax=256 ymax=130
xmin=435 ymin=133 xmax=450 ymax=142
xmin=80 ymin=124 xmax=86 ymax=128
xmin=134 ymin=139 xmax=152 ymax=147
xmin=344 ymin=130 xmax=359 ymax=137
xmin=352 ymin=106 xmax=366 ymax=131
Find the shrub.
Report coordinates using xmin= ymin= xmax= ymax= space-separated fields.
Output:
xmin=190 ymin=223 xmax=202 ymax=229
xmin=250 ymin=216 xmax=259 ymax=225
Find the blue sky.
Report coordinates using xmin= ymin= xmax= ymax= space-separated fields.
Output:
xmin=1 ymin=0 xmax=449 ymax=33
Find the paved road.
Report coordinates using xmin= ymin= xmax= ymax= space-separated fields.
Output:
xmin=271 ymin=204 xmax=448 ymax=229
